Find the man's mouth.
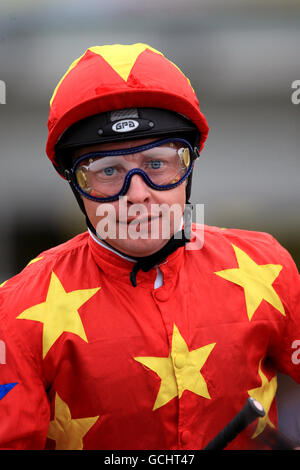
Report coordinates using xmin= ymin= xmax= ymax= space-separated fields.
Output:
xmin=118 ymin=215 xmax=161 ymax=225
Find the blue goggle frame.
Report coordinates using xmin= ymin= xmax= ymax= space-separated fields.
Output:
xmin=70 ymin=138 xmax=196 ymax=202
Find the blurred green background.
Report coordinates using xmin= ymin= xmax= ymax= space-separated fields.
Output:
xmin=0 ymin=0 xmax=299 ymax=281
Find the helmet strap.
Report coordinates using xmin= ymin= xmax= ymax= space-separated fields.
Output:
xmin=128 ymin=227 xmax=189 ymax=287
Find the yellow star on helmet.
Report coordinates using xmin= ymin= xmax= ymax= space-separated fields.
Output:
xmin=215 ymin=244 xmax=285 ymax=321
xmin=135 ymin=324 xmax=215 ymax=410
xmin=50 ymin=43 xmax=163 ymax=105
xmin=90 ymin=43 xmax=163 ymax=82
xmin=47 ymin=393 xmax=99 ymax=450
xmin=248 ymin=359 xmax=277 ymax=438
xmin=17 ymin=271 xmax=100 ymax=358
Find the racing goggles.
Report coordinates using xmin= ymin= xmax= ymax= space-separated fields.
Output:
xmin=70 ymin=138 xmax=195 ymax=202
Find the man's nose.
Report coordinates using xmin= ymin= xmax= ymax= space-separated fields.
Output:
xmin=125 ymin=173 xmax=152 ymax=203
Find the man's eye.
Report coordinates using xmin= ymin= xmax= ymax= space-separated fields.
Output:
xmin=148 ymin=160 xmax=163 ymax=169
xmin=103 ymin=167 xmax=115 ymax=176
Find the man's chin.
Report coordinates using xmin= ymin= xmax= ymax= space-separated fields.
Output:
xmin=105 ymin=237 xmax=170 ymax=258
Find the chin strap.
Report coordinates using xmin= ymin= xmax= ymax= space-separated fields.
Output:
xmin=129 ymin=229 xmax=190 ymax=287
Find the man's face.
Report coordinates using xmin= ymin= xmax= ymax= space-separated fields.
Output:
xmin=74 ymin=138 xmax=187 ymax=257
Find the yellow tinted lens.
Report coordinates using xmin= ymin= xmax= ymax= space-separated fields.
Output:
xmin=75 ymin=141 xmax=191 ymax=197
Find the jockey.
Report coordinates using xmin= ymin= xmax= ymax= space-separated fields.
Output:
xmin=0 ymin=43 xmax=299 ymax=450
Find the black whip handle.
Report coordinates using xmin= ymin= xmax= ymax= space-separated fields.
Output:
xmin=204 ymin=397 xmax=265 ymax=450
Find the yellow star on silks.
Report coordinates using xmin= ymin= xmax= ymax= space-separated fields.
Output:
xmin=0 ymin=259 xmax=43 ymax=288
xmin=47 ymin=393 xmax=99 ymax=450
xmin=248 ymin=359 xmax=277 ymax=439
xmin=26 ymin=256 xmax=43 ymax=266
xmin=17 ymin=271 xmax=100 ymax=358
xmin=135 ymin=324 xmax=216 ymax=410
xmin=215 ymin=244 xmax=285 ymax=321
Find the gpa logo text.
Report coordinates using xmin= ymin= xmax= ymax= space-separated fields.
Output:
xmin=291 ymin=80 xmax=300 ymax=105
xmin=112 ymin=119 xmax=139 ymax=133
xmin=0 ymin=80 xmax=6 ymax=104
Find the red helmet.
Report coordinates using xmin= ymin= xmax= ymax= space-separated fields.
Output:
xmin=46 ymin=43 xmax=209 ymax=171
